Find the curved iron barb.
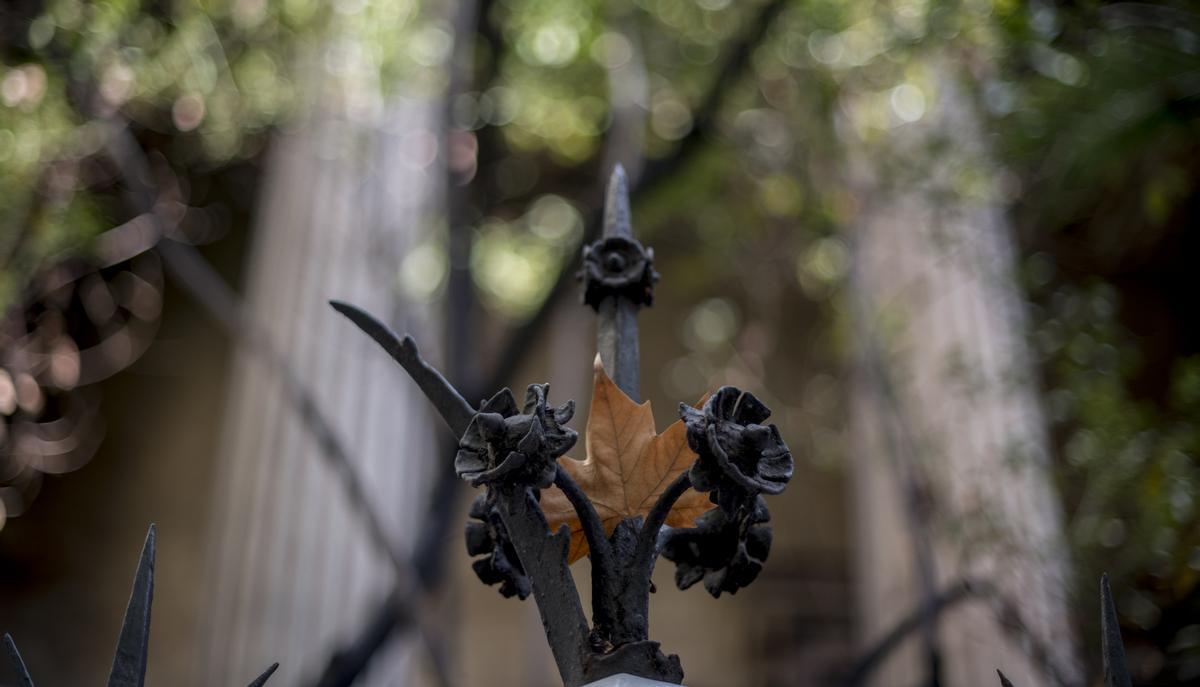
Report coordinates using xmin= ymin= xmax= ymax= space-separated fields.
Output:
xmin=333 ymin=166 xmax=794 ymax=686
xmin=2 ymin=525 xmax=278 ymax=687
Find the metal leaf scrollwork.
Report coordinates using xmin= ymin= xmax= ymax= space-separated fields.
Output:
xmin=455 ymin=385 xmax=577 ymax=489
xmin=465 ymin=492 xmax=531 ymax=599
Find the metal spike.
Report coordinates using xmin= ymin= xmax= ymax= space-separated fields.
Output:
xmin=3 ymin=634 xmax=35 ymax=687
xmin=246 ymin=662 xmax=279 ymax=687
xmin=603 ymin=164 xmax=632 ymax=239
xmin=596 ymin=166 xmax=641 ymax=400
xmin=329 ymin=301 xmax=475 ymax=437
xmin=996 ymin=669 xmax=1014 ymax=687
xmin=107 ymin=524 xmax=156 ymax=687
xmin=1100 ymin=574 xmax=1132 ymax=687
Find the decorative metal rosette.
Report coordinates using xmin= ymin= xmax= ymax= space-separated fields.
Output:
xmin=455 ymin=384 xmax=577 ymax=489
xmin=464 ymin=493 xmax=532 ymax=599
xmin=660 ymin=496 xmax=772 ymax=597
xmin=679 ymin=386 xmax=793 ymax=514
xmin=579 ymin=236 xmax=659 ymax=310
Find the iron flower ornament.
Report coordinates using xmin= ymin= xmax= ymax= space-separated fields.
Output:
xmin=660 ymin=497 xmax=773 ymax=597
xmin=332 ymin=165 xmax=791 ymax=685
xmin=455 ymin=385 xmax=577 ymax=489
xmin=580 ymin=236 xmax=659 ymax=309
xmin=465 ymin=493 xmax=532 ymax=599
xmin=681 ymin=386 xmax=793 ymax=514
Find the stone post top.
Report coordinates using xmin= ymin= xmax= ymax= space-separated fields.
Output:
xmin=583 ymin=675 xmax=684 ymax=687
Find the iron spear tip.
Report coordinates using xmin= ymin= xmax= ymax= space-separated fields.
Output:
xmin=603 ymin=165 xmax=633 ymax=239
xmin=246 ymin=662 xmax=280 ymax=687
xmin=3 ymin=634 xmax=34 ymax=687
xmin=1100 ymin=573 xmax=1133 ymax=687
xmin=106 ymin=525 xmax=156 ymax=687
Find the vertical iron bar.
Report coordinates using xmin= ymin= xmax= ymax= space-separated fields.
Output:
xmin=596 ymin=165 xmax=641 ymax=401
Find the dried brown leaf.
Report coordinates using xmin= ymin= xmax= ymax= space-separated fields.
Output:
xmin=541 ymin=357 xmax=713 ymax=562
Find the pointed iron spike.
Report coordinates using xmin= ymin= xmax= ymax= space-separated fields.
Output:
xmin=106 ymin=524 xmax=156 ymax=687
xmin=330 ymin=300 xmax=475 ymax=437
xmin=996 ymin=669 xmax=1015 ymax=687
xmin=1100 ymin=574 xmax=1133 ymax=687
xmin=246 ymin=662 xmax=279 ymax=687
xmin=596 ymin=165 xmax=641 ymax=400
xmin=602 ymin=164 xmax=632 ymax=239
xmin=4 ymin=634 xmax=35 ymax=687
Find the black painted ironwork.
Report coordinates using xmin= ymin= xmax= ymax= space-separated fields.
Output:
xmin=1099 ymin=574 xmax=1133 ymax=687
xmin=333 ymin=165 xmax=794 ymax=686
xmin=996 ymin=574 xmax=1132 ymax=687
xmin=2 ymin=525 xmax=278 ymax=687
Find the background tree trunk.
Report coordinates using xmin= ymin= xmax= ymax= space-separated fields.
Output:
xmin=847 ymin=64 xmax=1082 ymax=687
xmin=193 ymin=89 xmax=445 ymax=685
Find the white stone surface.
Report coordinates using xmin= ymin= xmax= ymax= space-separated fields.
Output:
xmin=584 ymin=675 xmax=683 ymax=687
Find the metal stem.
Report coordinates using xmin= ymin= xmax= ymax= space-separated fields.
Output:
xmin=634 ymin=472 xmax=692 ymax=571
xmin=554 ymin=465 xmax=615 ymax=569
xmin=555 ymin=465 xmax=623 ymax=638
xmin=494 ymin=486 xmax=591 ymax=687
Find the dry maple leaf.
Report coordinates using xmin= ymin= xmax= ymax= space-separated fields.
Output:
xmin=540 ymin=357 xmax=714 ymax=563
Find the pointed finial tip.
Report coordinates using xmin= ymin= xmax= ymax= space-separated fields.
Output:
xmin=602 ymin=167 xmax=633 ymax=239
xmin=248 ymin=662 xmax=280 ymax=687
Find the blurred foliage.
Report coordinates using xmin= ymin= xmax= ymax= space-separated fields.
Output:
xmin=992 ymin=2 xmax=1200 ymax=682
xmin=2 ymin=0 xmax=1199 ymax=682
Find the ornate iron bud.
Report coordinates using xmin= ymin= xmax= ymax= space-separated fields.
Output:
xmin=661 ymin=496 xmax=773 ymax=598
xmin=680 ymin=386 xmax=793 ymax=513
xmin=580 ymin=236 xmax=659 ymax=310
xmin=465 ymin=493 xmax=532 ymax=599
xmin=455 ymin=384 xmax=577 ymax=489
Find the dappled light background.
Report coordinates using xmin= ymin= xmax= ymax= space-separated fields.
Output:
xmin=1 ymin=0 xmax=1198 ymax=685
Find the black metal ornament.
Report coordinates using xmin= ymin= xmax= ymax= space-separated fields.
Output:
xmin=332 ymin=165 xmax=792 ymax=686
xmin=996 ymin=574 xmax=1132 ymax=687
xmin=2 ymin=525 xmax=278 ymax=687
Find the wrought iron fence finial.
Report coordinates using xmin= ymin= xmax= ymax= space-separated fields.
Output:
xmin=107 ymin=524 xmax=155 ymax=687
xmin=1101 ymin=574 xmax=1132 ymax=687
xmin=3 ymin=633 xmax=35 ymax=687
